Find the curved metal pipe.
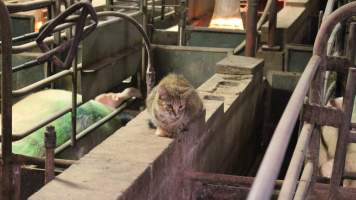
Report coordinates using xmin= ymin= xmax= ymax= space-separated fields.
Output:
xmin=314 ymin=1 xmax=356 ymax=56
xmin=96 ymin=11 xmax=155 ymax=94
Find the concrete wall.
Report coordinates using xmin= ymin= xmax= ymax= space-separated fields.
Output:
xmin=30 ymin=56 xmax=264 ymax=200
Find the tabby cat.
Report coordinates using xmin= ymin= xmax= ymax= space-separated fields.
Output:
xmin=146 ymin=74 xmax=203 ymax=138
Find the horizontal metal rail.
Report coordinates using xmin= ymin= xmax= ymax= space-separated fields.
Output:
xmin=10 ymin=102 xmax=84 ymax=141
xmin=12 ymin=69 xmax=72 ymax=97
xmin=6 ymin=0 xmax=54 ymax=13
xmin=55 ymin=98 xmax=135 ymax=154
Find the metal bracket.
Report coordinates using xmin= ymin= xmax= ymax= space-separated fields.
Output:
xmin=302 ymin=104 xmax=343 ymax=127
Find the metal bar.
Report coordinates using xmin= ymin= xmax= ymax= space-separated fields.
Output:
xmin=6 ymin=0 xmax=54 ymax=13
xmin=302 ymin=104 xmax=343 ymax=127
xmin=347 ymin=23 xmax=356 ymax=65
xmin=267 ymin=0 xmax=277 ymax=47
xmin=11 ymin=59 xmax=40 ymax=73
xmin=12 ymin=69 xmax=72 ymax=97
xmin=13 ymin=164 xmax=21 ymax=200
xmin=0 ymin=0 xmax=13 ymax=198
xmin=245 ymin=0 xmax=258 ymax=57
xmin=178 ymin=0 xmax=187 ymax=46
xmin=109 ymin=5 xmax=140 ymax=10
xmin=11 ymin=154 xmax=75 ymax=167
xmin=68 ymin=5 xmax=90 ymax=147
xmin=13 ymin=102 xmax=83 ymax=141
xmin=247 ymin=55 xmax=321 ymax=200
xmin=45 ymin=126 xmax=56 ymax=184
xmin=323 ymin=0 xmax=338 ymax=21
xmin=278 ymin=123 xmax=314 ymax=200
xmin=151 ymin=0 xmax=155 ymax=24
xmin=293 ymin=161 xmax=314 ymax=200
xmin=314 ymin=2 xmax=356 ymax=56
xmin=141 ymin=0 xmax=148 ymax=96
xmin=55 ymin=98 xmax=134 ymax=154
xmin=160 ymin=0 xmax=165 ymax=20
xmin=233 ymin=0 xmax=273 ymax=55
xmin=249 ymin=3 xmax=356 ymax=199
xmin=329 ymin=68 xmax=356 ymax=197
xmin=185 ymin=171 xmax=285 ymax=189
xmin=349 ymin=130 xmax=356 ymax=143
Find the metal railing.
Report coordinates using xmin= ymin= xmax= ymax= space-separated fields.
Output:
xmin=0 ymin=0 xmax=154 ymax=198
xmin=247 ymin=2 xmax=356 ymax=200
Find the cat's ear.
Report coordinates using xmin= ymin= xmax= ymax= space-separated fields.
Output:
xmin=158 ymin=86 xmax=169 ymax=100
xmin=182 ymin=88 xmax=193 ymax=98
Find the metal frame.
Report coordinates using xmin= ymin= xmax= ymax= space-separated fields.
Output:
xmin=0 ymin=0 xmax=154 ymax=199
xmin=248 ymin=2 xmax=356 ymax=200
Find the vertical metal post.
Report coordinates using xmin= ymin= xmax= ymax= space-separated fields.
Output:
xmin=329 ymin=68 xmax=356 ymax=199
xmin=306 ymin=59 xmax=325 ymax=197
xmin=267 ymin=0 xmax=277 ymax=47
xmin=45 ymin=126 xmax=56 ymax=184
xmin=245 ymin=0 xmax=258 ymax=57
xmin=141 ymin=0 xmax=148 ymax=95
xmin=178 ymin=0 xmax=187 ymax=46
xmin=71 ymin=59 xmax=78 ymax=146
xmin=347 ymin=23 xmax=356 ymax=65
xmin=161 ymin=0 xmax=165 ymax=20
xmin=151 ymin=0 xmax=155 ymax=24
xmin=13 ymin=165 xmax=21 ymax=200
xmin=0 ymin=0 xmax=13 ymax=199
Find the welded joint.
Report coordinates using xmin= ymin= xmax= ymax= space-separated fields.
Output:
xmin=302 ymin=104 xmax=343 ymax=127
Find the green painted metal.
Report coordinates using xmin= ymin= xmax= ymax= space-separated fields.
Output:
xmin=0 ymin=53 xmax=45 ymax=97
xmin=186 ymin=28 xmax=246 ymax=49
xmin=81 ymin=14 xmax=143 ymax=101
xmin=285 ymin=44 xmax=313 ymax=73
xmin=11 ymin=15 xmax=35 ymax=38
xmin=153 ymin=45 xmax=230 ymax=87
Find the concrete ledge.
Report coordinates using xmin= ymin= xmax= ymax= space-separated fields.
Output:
xmin=30 ymin=56 xmax=264 ymax=200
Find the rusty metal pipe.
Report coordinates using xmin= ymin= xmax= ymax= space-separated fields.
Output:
xmin=45 ymin=126 xmax=56 ymax=184
xmin=267 ymin=0 xmax=277 ymax=47
xmin=278 ymin=123 xmax=314 ymax=200
xmin=0 ymin=0 xmax=13 ymax=198
xmin=329 ymin=68 xmax=356 ymax=195
xmin=245 ymin=0 xmax=258 ymax=57
xmin=233 ymin=0 xmax=274 ymax=54
xmin=10 ymin=154 xmax=75 ymax=167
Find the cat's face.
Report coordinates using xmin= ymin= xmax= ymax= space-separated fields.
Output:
xmin=157 ymin=85 xmax=190 ymax=120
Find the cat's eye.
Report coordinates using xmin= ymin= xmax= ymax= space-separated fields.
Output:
xmin=179 ymin=105 xmax=183 ymax=110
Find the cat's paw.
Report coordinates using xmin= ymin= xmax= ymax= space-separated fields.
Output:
xmin=155 ymin=128 xmax=172 ymax=138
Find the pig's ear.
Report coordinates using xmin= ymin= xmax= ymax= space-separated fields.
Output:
xmin=329 ymin=98 xmax=343 ymax=110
